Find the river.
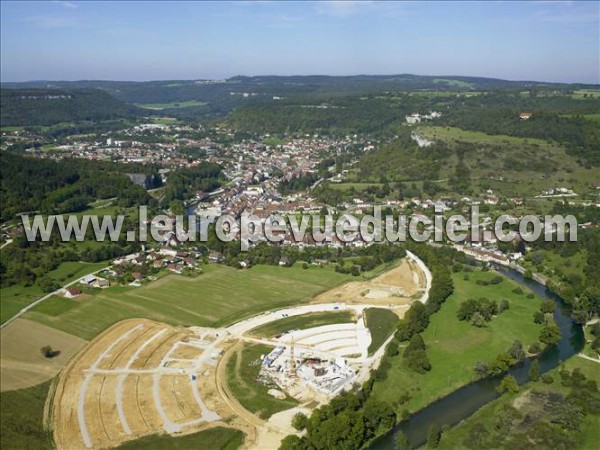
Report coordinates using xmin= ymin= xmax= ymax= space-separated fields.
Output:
xmin=368 ymin=266 xmax=585 ymax=449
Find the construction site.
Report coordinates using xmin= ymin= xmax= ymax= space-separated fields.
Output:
xmin=45 ymin=254 xmax=431 ymax=449
xmin=259 ymin=317 xmax=372 ymax=400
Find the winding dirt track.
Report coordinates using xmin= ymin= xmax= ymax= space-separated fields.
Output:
xmin=214 ymin=342 xmax=259 ymax=447
xmin=49 ymin=256 xmax=429 ymax=449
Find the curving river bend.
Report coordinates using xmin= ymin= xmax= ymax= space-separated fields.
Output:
xmin=368 ymin=267 xmax=585 ymax=449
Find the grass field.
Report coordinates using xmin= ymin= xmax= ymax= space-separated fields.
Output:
xmin=136 ymin=100 xmax=207 ymax=110
xmin=25 ymin=264 xmax=351 ymax=340
xmin=226 ymin=343 xmax=298 ymax=419
xmin=432 ymin=78 xmax=475 ymax=89
xmin=520 ymin=248 xmax=587 ymax=284
xmin=371 ymin=270 xmax=544 ymax=414
xmin=417 ymin=125 xmax=550 ymax=146
xmin=572 ymin=89 xmax=600 ymax=99
xmin=365 ymin=308 xmax=399 ymax=355
xmin=0 ymin=380 xmax=53 ymax=450
xmin=0 ymin=260 xmax=108 ymax=324
xmin=437 ymin=356 xmax=600 ymax=449
xmin=29 ymin=296 xmax=79 ymax=316
xmin=1 ymin=318 xmax=87 ymax=391
xmin=248 ymin=310 xmax=355 ymax=338
xmin=328 ymin=182 xmax=383 ymax=191
xmin=115 ymin=427 xmax=244 ymax=450
xmin=560 ymin=113 xmax=600 ymax=122
xmin=0 ymin=283 xmax=44 ymax=324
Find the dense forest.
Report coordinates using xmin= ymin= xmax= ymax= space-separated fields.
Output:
xmin=161 ymin=163 xmax=223 ymax=203
xmin=441 ymin=97 xmax=600 ymax=166
xmin=3 ymin=75 xmax=593 ymax=124
xmin=0 ymin=153 xmax=160 ymax=220
xmin=0 ymin=89 xmax=142 ymax=126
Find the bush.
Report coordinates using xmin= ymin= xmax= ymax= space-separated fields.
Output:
xmin=395 ymin=432 xmax=410 ymax=450
xmin=541 ymin=374 xmax=554 ymax=384
xmin=386 ymin=340 xmax=400 ymax=357
xmin=471 ymin=312 xmax=487 ymax=328
xmin=533 ymin=311 xmax=545 ymax=324
xmin=498 ymin=299 xmax=510 ymax=313
xmin=457 ymin=297 xmax=499 ymax=324
xmin=528 ymin=342 xmax=542 ymax=354
xmin=427 ymin=424 xmax=442 ymax=448
xmin=490 ymin=276 xmax=503 ymax=285
xmin=540 ymin=322 xmax=561 ymax=346
xmin=292 ymin=412 xmax=308 ymax=431
xmin=474 ymin=361 xmax=489 ymax=378
xmin=529 ymin=359 xmax=540 ymax=381
xmin=404 ymin=336 xmax=431 ymax=374
xmin=512 ymin=287 xmax=524 ymax=295
xmin=540 ymin=299 xmax=554 ymax=314
xmin=497 ymin=375 xmax=520 ymax=395
xmin=40 ymin=346 xmax=60 ymax=358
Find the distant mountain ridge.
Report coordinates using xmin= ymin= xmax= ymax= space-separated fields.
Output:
xmin=0 ymin=88 xmax=142 ymax=127
xmin=1 ymin=75 xmax=597 ymax=127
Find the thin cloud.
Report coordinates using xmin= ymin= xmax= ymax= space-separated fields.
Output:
xmin=314 ymin=1 xmax=374 ymax=17
xmin=26 ymin=15 xmax=81 ymax=29
xmin=534 ymin=6 xmax=599 ymax=24
xmin=52 ymin=1 xmax=78 ymax=8
xmin=313 ymin=1 xmax=409 ymax=19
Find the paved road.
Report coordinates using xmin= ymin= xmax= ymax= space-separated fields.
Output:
xmin=577 ymin=353 xmax=600 ymax=364
xmin=0 ymin=239 xmax=13 ymax=249
xmin=0 ymin=265 xmax=110 ymax=329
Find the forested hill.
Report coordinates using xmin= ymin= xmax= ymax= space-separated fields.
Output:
xmin=0 ymin=88 xmax=143 ymax=126
xmin=2 ymin=74 xmax=592 ymax=96
xmin=0 ymin=153 xmax=160 ymax=220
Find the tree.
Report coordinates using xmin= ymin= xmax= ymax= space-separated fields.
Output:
xmin=403 ymin=334 xmax=426 ymax=356
xmin=540 ymin=299 xmax=555 ymax=314
xmin=529 ymin=359 xmax=540 ymax=381
xmin=533 ymin=310 xmax=545 ymax=324
xmin=528 ymin=342 xmax=542 ymax=354
xmin=279 ymin=435 xmax=305 ymax=450
xmin=508 ymin=340 xmax=526 ymax=362
xmin=426 ymin=424 xmax=441 ymax=448
xmin=363 ymin=399 xmax=397 ymax=434
xmin=399 ymin=302 xmax=429 ymax=340
xmin=471 ymin=312 xmax=486 ymax=328
xmin=41 ymin=346 xmax=60 ymax=358
xmin=386 ymin=340 xmax=400 ymax=357
xmin=395 ymin=431 xmax=410 ymax=450
xmin=497 ymin=375 xmax=520 ymax=395
xmin=406 ymin=350 xmax=431 ymax=373
xmin=169 ymin=199 xmax=185 ymax=215
xmin=540 ymin=322 xmax=561 ymax=346
xmin=474 ymin=361 xmax=489 ymax=378
xmin=292 ymin=412 xmax=308 ymax=431
xmin=490 ymin=352 xmax=514 ymax=375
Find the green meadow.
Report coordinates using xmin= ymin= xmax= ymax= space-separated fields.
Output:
xmin=0 ymin=260 xmax=108 ymax=324
xmin=371 ymin=270 xmax=544 ymax=414
xmin=25 ymin=264 xmax=350 ymax=340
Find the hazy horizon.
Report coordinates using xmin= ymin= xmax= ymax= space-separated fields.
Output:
xmin=1 ymin=1 xmax=599 ymax=84
xmin=3 ymin=72 xmax=600 ymax=86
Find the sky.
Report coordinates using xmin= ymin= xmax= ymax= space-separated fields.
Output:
xmin=1 ymin=1 xmax=598 ymax=84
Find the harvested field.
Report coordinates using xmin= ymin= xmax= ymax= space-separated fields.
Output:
xmin=312 ymin=258 xmax=424 ymax=311
xmin=1 ymin=318 xmax=87 ymax=392
xmin=51 ymin=319 xmax=226 ymax=450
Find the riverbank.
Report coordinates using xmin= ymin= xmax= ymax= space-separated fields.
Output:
xmin=370 ymin=269 xmax=544 ymax=415
xmin=369 ymin=265 xmax=585 ymax=449
xmin=437 ymin=355 xmax=600 ymax=449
